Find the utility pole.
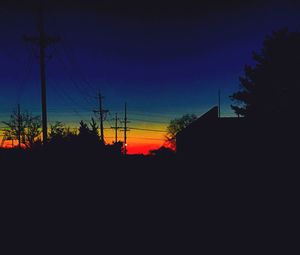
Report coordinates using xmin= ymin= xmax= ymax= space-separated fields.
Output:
xmin=218 ymin=89 xmax=221 ymax=118
xmin=115 ymin=113 xmax=118 ymax=143
xmin=123 ymin=103 xmax=130 ymax=155
xmin=99 ymin=92 xmax=104 ymax=143
xmin=17 ymin=104 xmax=21 ymax=149
xmin=111 ymin=113 xmax=122 ymax=143
xmin=95 ymin=92 xmax=108 ymax=144
xmin=24 ymin=7 xmax=60 ymax=144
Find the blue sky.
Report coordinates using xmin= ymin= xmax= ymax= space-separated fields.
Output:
xmin=0 ymin=1 xmax=300 ymax=152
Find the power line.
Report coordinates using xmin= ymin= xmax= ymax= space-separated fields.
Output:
xmin=46 ymin=46 xmax=94 ymax=112
xmin=130 ymin=118 xmax=169 ymax=124
xmin=46 ymin=8 xmax=97 ymax=98
xmin=106 ymin=111 xmax=115 ymax=131
xmin=128 ymin=137 xmax=166 ymax=141
xmin=129 ymin=127 xmax=166 ymax=133
xmin=47 ymin=119 xmax=91 ymax=124
xmin=47 ymin=83 xmax=85 ymax=119
xmin=16 ymin=49 xmax=35 ymax=105
xmin=128 ymin=111 xmax=176 ymax=118
xmin=48 ymin=68 xmax=93 ymax=112
xmin=51 ymin=44 xmax=95 ymax=108
xmin=60 ymin=41 xmax=97 ymax=96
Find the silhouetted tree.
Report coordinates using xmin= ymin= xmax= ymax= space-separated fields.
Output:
xmin=166 ymin=114 xmax=197 ymax=149
xmin=78 ymin=120 xmax=99 ymax=141
xmin=48 ymin=122 xmax=76 ymax=148
xmin=49 ymin=122 xmax=68 ymax=139
xmin=77 ymin=119 xmax=103 ymax=151
xmin=78 ymin=121 xmax=89 ymax=136
xmin=231 ymin=28 xmax=300 ymax=119
xmin=2 ymin=108 xmax=26 ymax=147
xmin=24 ymin=114 xmax=42 ymax=148
xmin=89 ymin=118 xmax=99 ymax=137
xmin=2 ymin=108 xmax=41 ymax=148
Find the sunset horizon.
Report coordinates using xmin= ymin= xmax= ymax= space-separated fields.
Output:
xmin=1 ymin=0 xmax=299 ymax=154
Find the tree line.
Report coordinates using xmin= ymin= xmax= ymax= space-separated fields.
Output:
xmin=1 ymin=110 xmax=123 ymax=156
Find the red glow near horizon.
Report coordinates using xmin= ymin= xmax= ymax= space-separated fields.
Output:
xmin=126 ymin=141 xmax=173 ymax=155
xmin=127 ymin=144 xmax=161 ymax=155
xmin=0 ymin=142 xmax=163 ymax=154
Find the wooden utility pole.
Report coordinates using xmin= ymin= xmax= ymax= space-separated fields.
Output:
xmin=17 ymin=104 xmax=21 ymax=149
xmin=123 ymin=103 xmax=130 ymax=155
xmin=111 ymin=113 xmax=122 ymax=143
xmin=24 ymin=7 xmax=60 ymax=144
xmin=99 ymin=92 xmax=104 ymax=143
xmin=115 ymin=113 xmax=118 ymax=143
xmin=218 ymin=89 xmax=221 ymax=118
xmin=96 ymin=92 xmax=108 ymax=144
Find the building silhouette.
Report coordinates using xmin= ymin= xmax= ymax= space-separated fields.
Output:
xmin=176 ymin=106 xmax=252 ymax=159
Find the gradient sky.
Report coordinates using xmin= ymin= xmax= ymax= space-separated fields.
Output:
xmin=0 ymin=0 xmax=300 ymax=153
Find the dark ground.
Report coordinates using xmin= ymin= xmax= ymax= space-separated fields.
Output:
xmin=0 ymin=147 xmax=298 ymax=253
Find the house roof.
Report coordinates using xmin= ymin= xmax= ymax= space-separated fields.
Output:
xmin=176 ymin=106 xmax=242 ymax=137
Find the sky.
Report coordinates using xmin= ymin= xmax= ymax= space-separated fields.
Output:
xmin=0 ymin=0 xmax=300 ymax=153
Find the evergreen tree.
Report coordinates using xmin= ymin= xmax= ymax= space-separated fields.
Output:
xmin=231 ymin=28 xmax=300 ymax=119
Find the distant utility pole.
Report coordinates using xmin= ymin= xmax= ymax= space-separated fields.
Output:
xmin=24 ymin=7 xmax=60 ymax=144
xmin=17 ymin=104 xmax=21 ymax=149
xmin=96 ymin=92 xmax=108 ymax=144
xmin=111 ymin=113 xmax=122 ymax=143
xmin=123 ymin=103 xmax=130 ymax=155
xmin=218 ymin=89 xmax=221 ymax=118
xmin=115 ymin=113 xmax=118 ymax=142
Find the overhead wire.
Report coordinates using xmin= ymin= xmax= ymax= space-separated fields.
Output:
xmin=60 ymin=41 xmax=97 ymax=97
xmin=130 ymin=118 xmax=169 ymax=124
xmin=15 ymin=47 xmax=35 ymax=105
xmin=47 ymin=82 xmax=85 ymax=119
xmin=129 ymin=127 xmax=166 ymax=133
xmin=51 ymin=44 xmax=95 ymax=108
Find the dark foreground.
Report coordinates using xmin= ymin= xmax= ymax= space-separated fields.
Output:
xmin=0 ymin=148 xmax=298 ymax=253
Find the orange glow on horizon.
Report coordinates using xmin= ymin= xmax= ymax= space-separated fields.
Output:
xmin=1 ymin=121 xmax=168 ymax=154
xmin=105 ymin=123 xmax=168 ymax=154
